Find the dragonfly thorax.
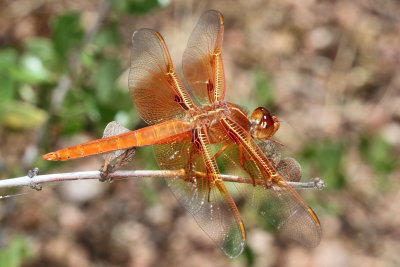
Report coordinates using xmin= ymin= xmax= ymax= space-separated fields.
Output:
xmin=188 ymin=100 xmax=231 ymax=127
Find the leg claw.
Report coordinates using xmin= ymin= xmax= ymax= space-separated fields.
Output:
xmin=99 ymin=164 xmax=114 ymax=183
xmin=27 ymin=167 xmax=42 ymax=191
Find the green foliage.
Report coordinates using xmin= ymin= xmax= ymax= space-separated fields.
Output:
xmin=0 ymin=47 xmax=53 ymax=106
xmin=25 ymin=38 xmax=58 ymax=70
xmin=0 ymin=238 xmax=32 ymax=267
xmin=0 ymin=101 xmax=47 ymax=130
xmin=20 ymin=54 xmax=52 ymax=83
xmin=51 ymin=12 xmax=83 ymax=61
xmin=139 ymin=181 xmax=159 ymax=205
xmin=93 ymin=59 xmax=121 ymax=103
xmin=242 ymin=245 xmax=255 ymax=266
xmin=359 ymin=135 xmax=396 ymax=174
xmin=111 ymin=0 xmax=161 ymax=14
xmin=253 ymin=70 xmax=274 ymax=108
xmin=0 ymin=49 xmax=18 ymax=107
xmin=93 ymin=22 xmax=122 ymax=48
xmin=3 ymin=14 xmax=133 ymax=136
xmin=301 ymin=141 xmax=346 ymax=190
xmin=0 ymin=1 xmax=169 ymax=140
xmin=0 ymin=46 xmax=53 ymax=122
xmin=359 ymin=135 xmax=397 ymax=192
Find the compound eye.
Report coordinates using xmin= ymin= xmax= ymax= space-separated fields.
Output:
xmin=249 ymin=107 xmax=280 ymax=140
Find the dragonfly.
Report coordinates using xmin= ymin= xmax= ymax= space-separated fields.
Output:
xmin=43 ymin=10 xmax=321 ymax=258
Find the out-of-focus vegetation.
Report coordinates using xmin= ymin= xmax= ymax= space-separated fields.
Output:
xmin=0 ymin=237 xmax=31 ymax=267
xmin=0 ymin=0 xmax=399 ymax=266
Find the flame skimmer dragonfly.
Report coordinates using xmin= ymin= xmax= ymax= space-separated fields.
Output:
xmin=43 ymin=10 xmax=321 ymax=257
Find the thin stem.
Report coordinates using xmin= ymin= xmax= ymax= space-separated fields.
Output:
xmin=0 ymin=169 xmax=325 ymax=190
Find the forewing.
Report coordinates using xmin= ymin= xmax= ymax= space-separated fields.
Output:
xmin=219 ymin=119 xmax=322 ymax=247
xmin=129 ymin=29 xmax=194 ymax=125
xmin=242 ymin=154 xmax=321 ymax=247
xmin=183 ymin=10 xmax=226 ymax=105
xmin=153 ymin=129 xmax=245 ymax=258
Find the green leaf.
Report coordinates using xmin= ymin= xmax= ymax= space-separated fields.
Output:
xmin=243 ymin=245 xmax=255 ymax=266
xmin=0 ymin=49 xmax=18 ymax=72
xmin=0 ymin=237 xmax=32 ymax=267
xmin=0 ymin=49 xmax=18 ymax=107
xmin=0 ymin=101 xmax=48 ymax=130
xmin=111 ymin=0 xmax=161 ymax=14
xmin=0 ymin=48 xmax=51 ymax=84
xmin=93 ymin=59 xmax=121 ymax=103
xmin=25 ymin=37 xmax=59 ymax=70
xmin=253 ymin=70 xmax=274 ymax=107
xmin=20 ymin=54 xmax=51 ymax=82
xmin=359 ymin=135 xmax=396 ymax=174
xmin=301 ymin=141 xmax=346 ymax=189
xmin=59 ymin=113 xmax=86 ymax=135
xmin=93 ymin=23 xmax=122 ymax=48
xmin=0 ymin=75 xmax=16 ymax=108
xmin=57 ymin=90 xmax=87 ymax=135
xmin=80 ymin=48 xmax=95 ymax=68
xmin=51 ymin=12 xmax=83 ymax=60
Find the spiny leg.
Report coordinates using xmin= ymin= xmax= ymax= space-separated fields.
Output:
xmin=238 ymin=144 xmax=258 ymax=186
xmin=211 ymin=142 xmax=257 ymax=186
xmin=99 ymin=148 xmax=136 ymax=182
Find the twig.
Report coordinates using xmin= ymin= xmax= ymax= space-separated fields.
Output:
xmin=0 ymin=169 xmax=325 ymax=190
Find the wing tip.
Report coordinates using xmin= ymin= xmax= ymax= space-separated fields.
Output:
xmin=132 ymin=28 xmax=164 ymax=42
xmin=307 ymin=208 xmax=321 ymax=226
xmin=203 ymin=10 xmax=224 ymax=25
xmin=153 ymin=31 xmax=165 ymax=43
xmin=224 ymin=238 xmax=246 ymax=259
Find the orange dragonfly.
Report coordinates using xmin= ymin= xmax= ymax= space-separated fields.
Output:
xmin=43 ymin=10 xmax=321 ymax=257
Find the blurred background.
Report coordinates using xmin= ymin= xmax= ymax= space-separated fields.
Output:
xmin=0 ymin=0 xmax=399 ymax=266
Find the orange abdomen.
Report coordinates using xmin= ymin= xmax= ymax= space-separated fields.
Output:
xmin=43 ymin=120 xmax=192 ymax=161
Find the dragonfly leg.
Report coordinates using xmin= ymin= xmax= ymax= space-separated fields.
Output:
xmin=185 ymin=145 xmax=200 ymax=183
xmin=99 ymin=148 xmax=136 ymax=182
xmin=212 ymin=143 xmax=257 ymax=186
xmin=213 ymin=143 xmax=232 ymax=160
xmin=99 ymin=159 xmax=114 ymax=182
xmin=238 ymin=145 xmax=257 ymax=186
xmin=113 ymin=148 xmax=136 ymax=170
xmin=27 ymin=167 xmax=42 ymax=191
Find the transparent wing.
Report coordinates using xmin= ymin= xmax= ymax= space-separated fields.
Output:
xmin=129 ymin=29 xmax=195 ymax=125
xmin=243 ymin=153 xmax=320 ymax=247
xmin=153 ymin=129 xmax=245 ymax=258
xmin=183 ymin=10 xmax=226 ymax=105
xmin=219 ymin=119 xmax=322 ymax=247
xmin=101 ymin=121 xmax=136 ymax=170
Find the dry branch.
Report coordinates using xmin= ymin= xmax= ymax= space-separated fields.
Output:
xmin=0 ymin=169 xmax=325 ymax=191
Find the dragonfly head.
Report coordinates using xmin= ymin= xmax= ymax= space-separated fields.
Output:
xmin=249 ymin=107 xmax=280 ymax=140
